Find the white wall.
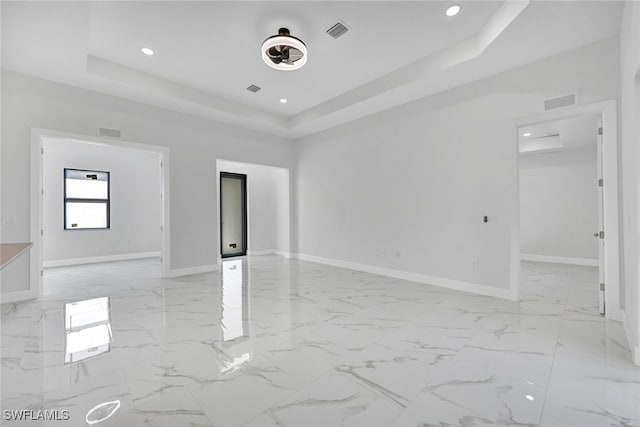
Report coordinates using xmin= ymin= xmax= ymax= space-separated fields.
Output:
xmin=520 ymin=147 xmax=598 ymax=261
xmin=619 ymin=0 xmax=640 ymax=362
xmin=42 ymin=138 xmax=161 ymax=264
xmin=217 ymin=160 xmax=290 ymax=256
xmin=293 ymin=39 xmax=619 ymax=294
xmin=1 ymin=70 xmax=293 ymax=291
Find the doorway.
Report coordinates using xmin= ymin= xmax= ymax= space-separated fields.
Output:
xmin=28 ymin=128 xmax=171 ymax=301
xmin=512 ymin=100 xmax=620 ymax=322
xmin=518 ymin=114 xmax=604 ymax=312
xmin=220 ymin=172 xmax=247 ymax=258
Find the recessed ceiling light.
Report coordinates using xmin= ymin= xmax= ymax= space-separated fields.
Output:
xmin=141 ymin=47 xmax=154 ymax=56
xmin=523 ymin=132 xmax=532 ymax=137
xmin=446 ymin=5 xmax=461 ymax=17
xmin=280 ymin=98 xmax=288 ymax=104
xmin=525 ymin=395 xmax=535 ymax=401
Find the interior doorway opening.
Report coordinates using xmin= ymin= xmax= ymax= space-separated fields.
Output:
xmin=216 ymin=160 xmax=290 ymax=262
xmin=220 ymin=172 xmax=247 ymax=258
xmin=40 ymin=137 xmax=164 ymax=277
xmin=517 ymin=113 xmax=604 ymax=312
xmin=29 ymin=128 xmax=171 ymax=300
xmin=511 ymin=100 xmax=620 ymax=321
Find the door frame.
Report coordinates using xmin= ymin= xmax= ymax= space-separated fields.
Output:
xmin=26 ymin=127 xmax=171 ymax=303
xmin=511 ymin=99 xmax=621 ymax=322
xmin=219 ymin=172 xmax=248 ymax=258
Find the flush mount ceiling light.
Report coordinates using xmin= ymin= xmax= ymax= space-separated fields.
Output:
xmin=262 ymin=28 xmax=307 ymax=71
xmin=446 ymin=5 xmax=461 ymax=16
xmin=140 ymin=47 xmax=154 ymax=56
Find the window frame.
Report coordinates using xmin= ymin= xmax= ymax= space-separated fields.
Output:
xmin=63 ymin=168 xmax=111 ymax=230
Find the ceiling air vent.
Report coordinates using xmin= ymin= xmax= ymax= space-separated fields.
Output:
xmin=544 ymin=92 xmax=578 ymax=111
xmin=326 ymin=20 xmax=350 ymax=39
xmin=246 ymin=84 xmax=261 ymax=93
xmin=98 ymin=127 xmax=121 ymax=139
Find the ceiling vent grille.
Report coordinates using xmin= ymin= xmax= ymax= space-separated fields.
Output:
xmin=98 ymin=127 xmax=121 ymax=139
xmin=544 ymin=92 xmax=578 ymax=111
xmin=327 ymin=21 xmax=350 ymax=39
xmin=246 ymin=84 xmax=261 ymax=93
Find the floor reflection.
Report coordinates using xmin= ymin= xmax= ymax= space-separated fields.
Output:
xmin=220 ymin=259 xmax=249 ymax=342
xmin=64 ymin=297 xmax=112 ymax=363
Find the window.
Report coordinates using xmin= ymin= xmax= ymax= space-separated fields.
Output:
xmin=64 ymin=169 xmax=110 ymax=230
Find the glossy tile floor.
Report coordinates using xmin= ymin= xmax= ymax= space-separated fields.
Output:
xmin=2 ymin=256 xmax=639 ymax=426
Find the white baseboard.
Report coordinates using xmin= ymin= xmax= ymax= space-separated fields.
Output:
xmin=293 ymin=253 xmax=515 ymax=301
xmin=520 ymin=253 xmax=599 ymax=267
xmin=622 ymin=310 xmax=640 ymax=366
xmin=247 ymin=249 xmax=276 ymax=256
xmin=44 ymin=251 xmax=161 ymax=268
xmin=1 ymin=289 xmax=38 ymax=304
xmin=247 ymin=249 xmax=291 ymax=259
xmin=164 ymin=264 xmax=218 ymax=278
xmin=273 ymin=250 xmax=291 ymax=259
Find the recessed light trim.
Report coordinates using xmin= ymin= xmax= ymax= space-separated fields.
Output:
xmin=141 ymin=47 xmax=154 ymax=56
xmin=280 ymin=98 xmax=288 ymax=104
xmin=446 ymin=5 xmax=461 ymax=17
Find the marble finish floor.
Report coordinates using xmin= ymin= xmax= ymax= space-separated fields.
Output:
xmin=1 ymin=256 xmax=639 ymax=426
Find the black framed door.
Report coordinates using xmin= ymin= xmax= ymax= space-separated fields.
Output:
xmin=220 ymin=172 xmax=247 ymax=258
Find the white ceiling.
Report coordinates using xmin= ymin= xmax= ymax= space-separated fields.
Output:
xmin=519 ymin=114 xmax=600 ymax=154
xmin=1 ymin=1 xmax=624 ymax=139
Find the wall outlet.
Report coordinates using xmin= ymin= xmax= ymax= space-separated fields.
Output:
xmin=471 ymin=258 xmax=479 ymax=269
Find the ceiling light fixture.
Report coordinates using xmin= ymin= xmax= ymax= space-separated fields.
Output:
xmin=141 ymin=47 xmax=154 ymax=56
xmin=262 ymin=28 xmax=307 ymax=71
xmin=523 ymin=132 xmax=532 ymax=137
xmin=446 ymin=5 xmax=461 ymax=17
xmin=280 ymin=98 xmax=288 ymax=104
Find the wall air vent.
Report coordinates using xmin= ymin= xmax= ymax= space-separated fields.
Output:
xmin=326 ymin=20 xmax=350 ymax=39
xmin=98 ymin=127 xmax=121 ymax=139
xmin=544 ymin=92 xmax=578 ymax=111
xmin=246 ymin=84 xmax=261 ymax=93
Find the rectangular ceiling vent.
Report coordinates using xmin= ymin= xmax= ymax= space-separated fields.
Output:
xmin=98 ymin=127 xmax=121 ymax=139
xmin=246 ymin=84 xmax=261 ymax=93
xmin=544 ymin=92 xmax=578 ymax=111
xmin=327 ymin=20 xmax=350 ymax=39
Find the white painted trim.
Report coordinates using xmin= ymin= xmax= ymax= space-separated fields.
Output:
xmin=29 ymin=128 xmax=171 ymax=304
xmin=1 ymin=289 xmax=38 ymax=304
xmin=43 ymin=252 xmax=160 ymax=268
xmin=622 ymin=310 xmax=640 ymax=366
xmin=247 ymin=249 xmax=276 ymax=256
xmin=520 ymin=254 xmax=599 ymax=267
xmin=512 ymin=100 xmax=622 ymax=322
xmin=273 ymin=250 xmax=291 ymax=259
xmin=30 ymin=131 xmax=44 ymax=302
xmin=293 ymin=253 xmax=516 ymax=301
xmin=164 ymin=264 xmax=218 ymax=278
xmin=247 ymin=249 xmax=291 ymax=258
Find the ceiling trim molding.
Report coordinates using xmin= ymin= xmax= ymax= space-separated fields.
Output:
xmin=288 ymin=0 xmax=530 ymax=130
xmin=86 ymin=55 xmax=288 ymax=131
